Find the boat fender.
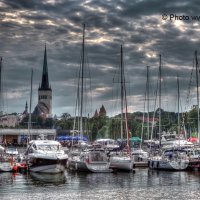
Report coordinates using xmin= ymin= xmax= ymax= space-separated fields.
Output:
xmin=148 ymin=161 xmax=150 ymax=167
xmin=157 ymin=161 xmax=159 ymax=168
xmin=75 ymin=162 xmax=78 ymax=170
xmin=66 ymin=160 xmax=69 ymax=168
xmin=12 ymin=165 xmax=18 ymax=172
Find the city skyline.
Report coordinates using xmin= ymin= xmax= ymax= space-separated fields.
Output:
xmin=0 ymin=0 xmax=200 ymax=117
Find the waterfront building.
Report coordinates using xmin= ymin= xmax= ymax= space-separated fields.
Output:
xmin=0 ymin=128 xmax=56 ymax=145
xmin=0 ymin=114 xmax=20 ymax=128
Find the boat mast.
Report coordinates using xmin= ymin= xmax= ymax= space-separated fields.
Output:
xmin=177 ymin=74 xmax=180 ymax=136
xmin=147 ymin=66 xmax=150 ymax=140
xmin=121 ymin=45 xmax=129 ymax=146
xmin=159 ymin=54 xmax=162 ymax=147
xmin=120 ymin=45 xmax=124 ymax=140
xmin=28 ymin=69 xmax=33 ymax=145
xmin=0 ymin=57 xmax=2 ymax=114
xmin=195 ymin=50 xmax=200 ymax=144
xmin=80 ymin=24 xmax=85 ymax=140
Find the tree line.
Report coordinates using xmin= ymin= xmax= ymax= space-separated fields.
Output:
xmin=17 ymin=107 xmax=200 ymax=140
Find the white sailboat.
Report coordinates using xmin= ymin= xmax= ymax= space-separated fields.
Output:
xmin=149 ymin=57 xmax=189 ymax=170
xmin=109 ymin=45 xmax=134 ymax=171
xmin=149 ymin=148 xmax=189 ymax=170
xmin=132 ymin=66 xmax=150 ymax=167
xmin=67 ymin=24 xmax=112 ymax=173
xmin=186 ymin=50 xmax=200 ymax=170
xmin=0 ymin=57 xmax=17 ymax=172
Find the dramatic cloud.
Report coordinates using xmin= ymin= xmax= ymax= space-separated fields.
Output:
xmin=0 ymin=0 xmax=200 ymax=117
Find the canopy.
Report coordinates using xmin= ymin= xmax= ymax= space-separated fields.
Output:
xmin=56 ymin=135 xmax=88 ymax=141
xmin=187 ymin=137 xmax=198 ymax=143
xmin=129 ymin=137 xmax=142 ymax=143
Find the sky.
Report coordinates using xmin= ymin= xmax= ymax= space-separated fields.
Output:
xmin=1 ymin=0 xmax=200 ymax=117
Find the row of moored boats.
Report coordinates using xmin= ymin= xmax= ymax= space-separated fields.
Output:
xmin=0 ymin=135 xmax=200 ymax=173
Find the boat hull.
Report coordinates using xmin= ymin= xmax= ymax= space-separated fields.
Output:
xmin=110 ymin=156 xmax=134 ymax=171
xmin=30 ymin=163 xmax=65 ymax=173
xmin=187 ymin=159 xmax=200 ymax=170
xmin=0 ymin=162 xmax=13 ymax=172
xmin=68 ymin=158 xmax=112 ymax=173
xmin=68 ymin=159 xmax=88 ymax=172
xmin=28 ymin=157 xmax=67 ymax=173
xmin=149 ymin=159 xmax=189 ymax=171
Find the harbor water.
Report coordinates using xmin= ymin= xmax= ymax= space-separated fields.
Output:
xmin=0 ymin=168 xmax=200 ymax=200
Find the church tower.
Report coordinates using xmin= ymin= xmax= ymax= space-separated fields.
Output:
xmin=33 ymin=43 xmax=52 ymax=118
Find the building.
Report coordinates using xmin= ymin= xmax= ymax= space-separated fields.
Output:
xmin=33 ymin=44 xmax=52 ymax=118
xmin=0 ymin=114 xmax=20 ymax=128
xmin=92 ymin=105 xmax=107 ymax=118
xmin=99 ymin=105 xmax=106 ymax=117
xmin=0 ymin=129 xmax=56 ymax=145
xmin=93 ymin=109 xmax=99 ymax=118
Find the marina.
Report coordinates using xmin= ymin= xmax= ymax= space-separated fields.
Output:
xmin=1 ymin=0 xmax=200 ymax=199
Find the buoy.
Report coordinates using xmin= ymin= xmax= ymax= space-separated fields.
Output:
xmin=12 ymin=165 xmax=18 ymax=172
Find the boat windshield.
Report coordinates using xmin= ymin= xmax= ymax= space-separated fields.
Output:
xmin=162 ymin=134 xmax=176 ymax=141
xmin=89 ymin=152 xmax=107 ymax=162
xmin=37 ymin=145 xmax=61 ymax=151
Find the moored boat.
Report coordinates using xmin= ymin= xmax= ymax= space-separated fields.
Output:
xmin=186 ymin=147 xmax=200 ymax=170
xmin=149 ymin=148 xmax=189 ymax=171
xmin=25 ymin=140 xmax=68 ymax=173
xmin=68 ymin=149 xmax=112 ymax=173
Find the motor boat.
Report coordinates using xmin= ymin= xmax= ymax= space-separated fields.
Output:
xmin=0 ymin=146 xmax=19 ymax=172
xmin=25 ymin=140 xmax=68 ymax=173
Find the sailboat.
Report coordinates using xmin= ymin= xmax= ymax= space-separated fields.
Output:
xmin=186 ymin=50 xmax=200 ymax=170
xmin=0 ymin=57 xmax=18 ymax=172
xmin=67 ymin=24 xmax=112 ymax=173
xmin=109 ymin=45 xmax=134 ymax=171
xmin=132 ymin=66 xmax=150 ymax=167
xmin=149 ymin=56 xmax=189 ymax=171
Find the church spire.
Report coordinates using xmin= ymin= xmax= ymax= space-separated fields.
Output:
xmin=40 ymin=43 xmax=51 ymax=90
xmin=25 ymin=101 xmax=28 ymax=112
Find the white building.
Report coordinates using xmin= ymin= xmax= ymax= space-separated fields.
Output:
xmin=0 ymin=114 xmax=20 ymax=128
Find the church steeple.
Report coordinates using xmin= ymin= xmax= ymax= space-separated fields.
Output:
xmin=39 ymin=43 xmax=51 ymax=91
xmin=35 ymin=43 xmax=52 ymax=117
xmin=25 ymin=101 xmax=28 ymax=113
xmin=23 ymin=101 xmax=28 ymax=115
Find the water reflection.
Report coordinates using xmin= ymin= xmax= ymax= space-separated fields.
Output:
xmin=0 ymin=172 xmax=17 ymax=187
xmin=0 ymin=169 xmax=200 ymax=200
xmin=29 ymin=172 xmax=66 ymax=185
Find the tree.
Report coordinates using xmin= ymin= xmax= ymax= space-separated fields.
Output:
xmin=61 ymin=113 xmax=71 ymax=120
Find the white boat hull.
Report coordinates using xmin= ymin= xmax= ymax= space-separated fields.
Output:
xmin=68 ymin=158 xmax=112 ymax=173
xmin=30 ymin=164 xmax=65 ymax=173
xmin=149 ymin=158 xmax=189 ymax=171
xmin=0 ymin=162 xmax=13 ymax=172
xmin=110 ymin=156 xmax=134 ymax=171
xmin=86 ymin=162 xmax=112 ymax=172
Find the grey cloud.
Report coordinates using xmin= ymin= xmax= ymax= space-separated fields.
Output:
xmin=1 ymin=0 xmax=200 ymax=116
